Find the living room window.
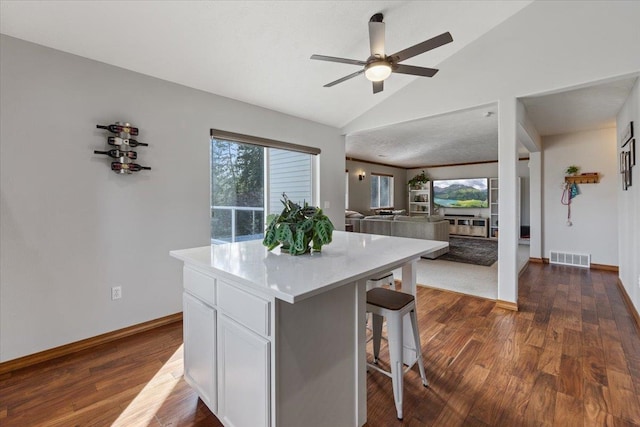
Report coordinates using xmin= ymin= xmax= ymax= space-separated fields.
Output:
xmin=210 ymin=129 xmax=319 ymax=244
xmin=370 ymin=173 xmax=394 ymax=209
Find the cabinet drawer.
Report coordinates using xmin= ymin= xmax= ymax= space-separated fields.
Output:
xmin=471 ymin=227 xmax=487 ymax=237
xmin=457 ymin=225 xmax=471 ymax=235
xmin=184 ymin=267 xmax=216 ymax=306
xmin=217 ymin=280 xmax=270 ymax=337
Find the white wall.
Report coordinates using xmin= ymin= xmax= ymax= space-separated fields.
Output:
xmin=528 ymin=152 xmax=542 ymax=258
xmin=516 ymin=157 xmax=532 ymax=228
xmin=0 ymin=36 xmax=345 ymax=362
xmin=542 ymin=128 xmax=619 ymax=266
xmin=346 ymin=160 xmax=407 ymax=215
xmin=616 ymin=79 xmax=640 ymax=315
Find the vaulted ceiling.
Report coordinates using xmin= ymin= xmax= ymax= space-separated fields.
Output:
xmin=0 ymin=0 xmax=530 ymax=129
xmin=1 ymin=1 xmax=635 ymax=168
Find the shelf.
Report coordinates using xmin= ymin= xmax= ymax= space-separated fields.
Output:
xmin=489 ymin=178 xmax=498 ymax=240
xmin=409 ymin=185 xmax=431 ymax=216
xmin=565 ymin=173 xmax=600 ymax=184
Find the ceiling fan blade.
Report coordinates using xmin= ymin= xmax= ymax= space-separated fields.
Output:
xmin=372 ymin=80 xmax=383 ymax=94
xmin=310 ymin=54 xmax=366 ymax=66
xmin=368 ymin=21 xmax=385 ymax=57
xmin=324 ymin=69 xmax=365 ymax=87
xmin=391 ymin=32 xmax=453 ymax=63
xmin=393 ymin=64 xmax=439 ymax=77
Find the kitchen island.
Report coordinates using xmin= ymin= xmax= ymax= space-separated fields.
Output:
xmin=170 ymin=231 xmax=448 ymax=427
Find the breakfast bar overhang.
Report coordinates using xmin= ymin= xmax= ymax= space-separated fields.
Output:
xmin=170 ymin=231 xmax=448 ymax=427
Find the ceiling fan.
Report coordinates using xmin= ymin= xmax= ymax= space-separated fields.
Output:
xmin=311 ymin=13 xmax=453 ymax=94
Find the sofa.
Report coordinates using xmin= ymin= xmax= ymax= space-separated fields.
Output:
xmin=345 ymin=215 xmax=449 ymax=259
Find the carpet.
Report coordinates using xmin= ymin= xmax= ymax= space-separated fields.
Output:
xmin=438 ymin=237 xmax=498 ymax=266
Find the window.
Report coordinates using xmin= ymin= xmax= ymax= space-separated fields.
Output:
xmin=370 ymin=173 xmax=394 ymax=208
xmin=210 ymin=130 xmax=318 ymax=244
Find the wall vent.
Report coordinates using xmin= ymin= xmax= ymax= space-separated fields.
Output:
xmin=549 ymin=251 xmax=590 ymax=268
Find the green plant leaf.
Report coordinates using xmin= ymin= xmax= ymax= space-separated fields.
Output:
xmin=298 ymin=217 xmax=313 ymax=233
xmin=312 ymin=235 xmax=322 ymax=251
xmin=276 ymin=223 xmax=294 ymax=248
xmin=314 ymin=218 xmax=334 ymax=245
xmin=292 ymin=229 xmax=307 ymax=254
xmin=262 ymin=224 xmax=278 ymax=249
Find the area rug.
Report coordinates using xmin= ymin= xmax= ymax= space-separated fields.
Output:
xmin=438 ymin=237 xmax=498 ymax=266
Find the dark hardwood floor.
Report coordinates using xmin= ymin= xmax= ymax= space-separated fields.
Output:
xmin=1 ymin=263 xmax=639 ymax=426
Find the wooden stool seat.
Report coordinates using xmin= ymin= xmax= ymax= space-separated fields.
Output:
xmin=367 ymin=287 xmax=414 ymax=310
xmin=366 ymin=287 xmax=428 ymax=420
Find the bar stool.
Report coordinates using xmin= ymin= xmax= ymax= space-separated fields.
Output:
xmin=366 ymin=287 xmax=428 ymax=420
xmin=365 ymin=272 xmax=394 ymax=332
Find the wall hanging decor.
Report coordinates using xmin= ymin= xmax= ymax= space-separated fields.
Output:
xmin=561 ymin=180 xmax=580 ymax=227
xmin=564 ymin=173 xmax=600 ymax=184
xmin=620 ymin=132 xmax=634 ymax=191
xmin=94 ymin=122 xmax=151 ymax=174
xmin=621 ymin=121 xmax=633 ymax=148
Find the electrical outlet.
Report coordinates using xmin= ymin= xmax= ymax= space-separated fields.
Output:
xmin=111 ymin=286 xmax=122 ymax=300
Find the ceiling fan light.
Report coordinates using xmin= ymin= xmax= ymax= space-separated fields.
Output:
xmin=365 ymin=61 xmax=392 ymax=82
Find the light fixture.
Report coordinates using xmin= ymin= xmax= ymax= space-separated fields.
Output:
xmin=358 ymin=172 xmax=366 ymax=181
xmin=364 ymin=60 xmax=392 ymax=82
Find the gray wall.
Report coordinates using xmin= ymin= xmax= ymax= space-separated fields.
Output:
xmin=541 ymin=128 xmax=619 ymax=266
xmin=616 ymin=78 xmax=640 ymax=315
xmin=0 ymin=35 xmax=345 ymax=362
xmin=346 ymin=160 xmax=407 ymax=215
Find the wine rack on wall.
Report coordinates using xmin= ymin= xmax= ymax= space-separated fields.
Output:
xmin=94 ymin=122 xmax=151 ymax=174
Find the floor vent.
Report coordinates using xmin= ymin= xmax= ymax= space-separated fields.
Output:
xmin=549 ymin=251 xmax=590 ymax=268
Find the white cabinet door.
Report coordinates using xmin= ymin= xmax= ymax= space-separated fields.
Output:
xmin=217 ymin=314 xmax=270 ymax=427
xmin=183 ymin=292 xmax=217 ymax=412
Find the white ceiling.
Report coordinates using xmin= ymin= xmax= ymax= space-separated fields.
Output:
xmin=0 ymin=0 xmax=531 ymax=129
xmin=347 ymin=76 xmax=637 ymax=168
xmin=348 ymin=104 xmax=498 ymax=168
xmin=1 ymin=1 xmax=635 ymax=169
xmin=520 ymin=77 xmax=637 ymax=137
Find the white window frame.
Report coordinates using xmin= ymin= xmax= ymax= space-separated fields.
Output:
xmin=370 ymin=173 xmax=394 ymax=209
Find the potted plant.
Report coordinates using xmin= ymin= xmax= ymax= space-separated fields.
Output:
xmin=408 ymin=170 xmax=430 ymax=189
xmin=565 ymin=165 xmax=580 ymax=176
xmin=263 ymin=193 xmax=334 ymax=255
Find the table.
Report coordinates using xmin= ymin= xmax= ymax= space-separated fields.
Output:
xmin=170 ymin=231 xmax=448 ymax=427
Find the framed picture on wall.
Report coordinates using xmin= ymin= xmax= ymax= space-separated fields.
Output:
xmin=621 ymin=151 xmax=629 ymax=190
xmin=624 ymin=151 xmax=633 ymax=189
xmin=631 ymin=138 xmax=636 ymax=167
xmin=621 ymin=121 xmax=633 ymax=147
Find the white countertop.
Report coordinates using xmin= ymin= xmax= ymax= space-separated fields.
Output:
xmin=170 ymin=231 xmax=448 ymax=304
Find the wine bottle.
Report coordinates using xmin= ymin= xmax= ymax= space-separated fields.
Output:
xmin=111 ymin=162 xmax=151 ymax=172
xmin=96 ymin=123 xmax=139 ymax=135
xmin=107 ymin=136 xmax=148 ymax=147
xmin=94 ymin=149 xmax=137 ymax=159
